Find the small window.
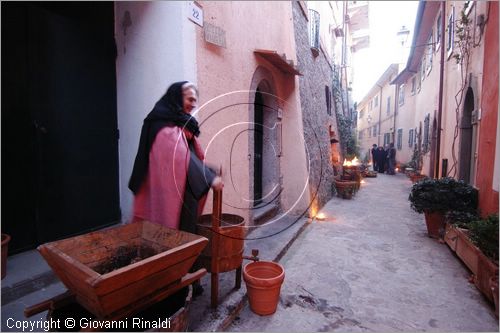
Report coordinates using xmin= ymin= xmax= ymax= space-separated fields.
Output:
xmin=417 ymin=66 xmax=422 ymax=91
xmin=447 ymin=6 xmax=455 ymax=59
xmin=374 ymin=95 xmax=379 ymax=107
xmin=384 ymin=133 xmax=391 ymax=146
xmin=421 ymin=55 xmax=426 ymax=82
xmin=411 ymin=77 xmax=416 ymax=95
xmin=397 ymin=128 xmax=403 ymax=150
xmin=399 ymin=84 xmax=405 ymax=106
xmin=358 ymin=130 xmax=363 ymax=140
xmin=359 ymin=108 xmax=365 ymax=119
xmin=309 ymin=9 xmax=320 ymax=51
xmin=387 ymin=96 xmax=391 ymax=114
xmin=368 ymin=126 xmax=372 ymax=137
xmin=372 ymin=124 xmax=377 ymax=137
xmin=436 ymin=13 xmax=442 ymax=51
xmin=325 ymin=86 xmax=332 ymax=116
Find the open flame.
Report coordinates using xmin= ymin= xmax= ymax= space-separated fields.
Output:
xmin=315 ymin=212 xmax=326 ymax=221
xmin=343 ymin=156 xmax=359 ymax=166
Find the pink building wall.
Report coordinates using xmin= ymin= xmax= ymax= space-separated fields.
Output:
xmin=476 ymin=1 xmax=499 ymax=216
xmin=194 ymin=1 xmax=310 ymax=224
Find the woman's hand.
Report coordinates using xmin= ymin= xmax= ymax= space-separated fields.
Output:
xmin=211 ymin=176 xmax=224 ymax=191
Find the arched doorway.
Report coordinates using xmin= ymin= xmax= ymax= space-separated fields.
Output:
xmin=458 ymin=88 xmax=477 ymax=184
xmin=248 ymin=67 xmax=280 ymax=220
xmin=254 ymin=89 xmax=264 ymax=205
xmin=252 ymin=82 xmax=279 ymax=208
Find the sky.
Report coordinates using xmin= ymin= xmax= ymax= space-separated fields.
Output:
xmin=351 ymin=1 xmax=419 ymax=103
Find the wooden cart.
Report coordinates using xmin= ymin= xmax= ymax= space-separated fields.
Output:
xmin=32 ymin=221 xmax=207 ymax=322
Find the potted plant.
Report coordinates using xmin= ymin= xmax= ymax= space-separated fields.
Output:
xmin=408 ymin=177 xmax=478 ymax=239
xmin=334 ymin=178 xmax=356 ymax=200
xmin=443 ymin=210 xmax=479 ymax=254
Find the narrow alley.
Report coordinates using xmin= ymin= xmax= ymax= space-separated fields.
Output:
xmin=229 ymin=173 xmax=498 ymax=332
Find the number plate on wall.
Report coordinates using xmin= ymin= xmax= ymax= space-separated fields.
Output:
xmin=188 ymin=1 xmax=203 ymax=27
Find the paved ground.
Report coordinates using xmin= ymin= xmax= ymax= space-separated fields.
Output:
xmin=1 ymin=208 xmax=309 ymax=332
xmin=228 ymin=173 xmax=499 ymax=332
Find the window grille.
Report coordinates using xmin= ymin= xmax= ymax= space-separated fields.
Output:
xmin=309 ymin=9 xmax=320 ymax=51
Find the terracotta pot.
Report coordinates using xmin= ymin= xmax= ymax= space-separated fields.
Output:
xmin=243 ymin=261 xmax=285 ymax=316
xmin=490 ymin=275 xmax=499 ymax=318
xmin=334 ymin=180 xmax=356 ymax=200
xmin=423 ymin=211 xmax=445 ymax=239
xmin=2 ymin=233 xmax=11 ymax=280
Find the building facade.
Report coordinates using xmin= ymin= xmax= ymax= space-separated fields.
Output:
xmin=391 ymin=1 xmax=499 ymax=216
xmin=356 ymin=64 xmax=399 ymax=163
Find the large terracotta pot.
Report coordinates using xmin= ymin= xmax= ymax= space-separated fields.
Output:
xmin=2 ymin=233 xmax=11 ymax=280
xmin=423 ymin=211 xmax=445 ymax=239
xmin=334 ymin=179 xmax=356 ymax=199
xmin=243 ymin=261 xmax=285 ymax=316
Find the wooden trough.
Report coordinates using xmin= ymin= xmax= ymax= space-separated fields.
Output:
xmin=37 ymin=221 xmax=208 ymax=319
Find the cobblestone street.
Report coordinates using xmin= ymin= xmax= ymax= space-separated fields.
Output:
xmin=229 ymin=173 xmax=498 ymax=332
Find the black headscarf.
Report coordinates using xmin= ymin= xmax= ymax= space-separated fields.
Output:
xmin=128 ymin=81 xmax=201 ymax=194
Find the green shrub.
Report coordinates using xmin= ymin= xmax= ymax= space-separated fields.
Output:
xmin=445 ymin=210 xmax=480 ymax=229
xmin=408 ymin=177 xmax=478 ymax=214
xmin=468 ymin=214 xmax=499 ymax=262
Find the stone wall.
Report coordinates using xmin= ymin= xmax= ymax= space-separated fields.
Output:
xmin=292 ymin=1 xmax=337 ymax=212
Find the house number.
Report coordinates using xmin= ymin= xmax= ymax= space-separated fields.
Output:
xmin=188 ymin=2 xmax=203 ymax=27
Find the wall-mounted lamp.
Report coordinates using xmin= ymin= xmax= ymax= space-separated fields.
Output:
xmin=396 ymin=25 xmax=410 ymax=47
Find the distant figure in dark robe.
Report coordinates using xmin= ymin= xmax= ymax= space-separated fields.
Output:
xmin=371 ymin=144 xmax=378 ymax=171
xmin=387 ymin=142 xmax=396 ymax=175
xmin=376 ymin=146 xmax=386 ymax=173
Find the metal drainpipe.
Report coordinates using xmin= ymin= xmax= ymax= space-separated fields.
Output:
xmin=393 ymin=84 xmax=399 ymax=144
xmin=435 ymin=1 xmax=446 ymax=179
xmin=377 ymin=84 xmax=383 ymax=146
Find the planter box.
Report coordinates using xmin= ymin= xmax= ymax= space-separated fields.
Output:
xmin=475 ymin=252 xmax=499 ymax=303
xmin=455 ymin=228 xmax=481 ymax=275
xmin=444 ymin=223 xmax=459 ymax=252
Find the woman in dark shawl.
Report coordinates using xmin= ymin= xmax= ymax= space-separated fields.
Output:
xmin=129 ymin=81 xmax=223 ymax=233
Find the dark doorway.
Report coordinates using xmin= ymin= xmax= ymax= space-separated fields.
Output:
xmin=2 ymin=3 xmax=120 ymax=253
xmin=253 ymin=89 xmax=264 ymax=206
xmin=458 ymin=88 xmax=475 ymax=184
